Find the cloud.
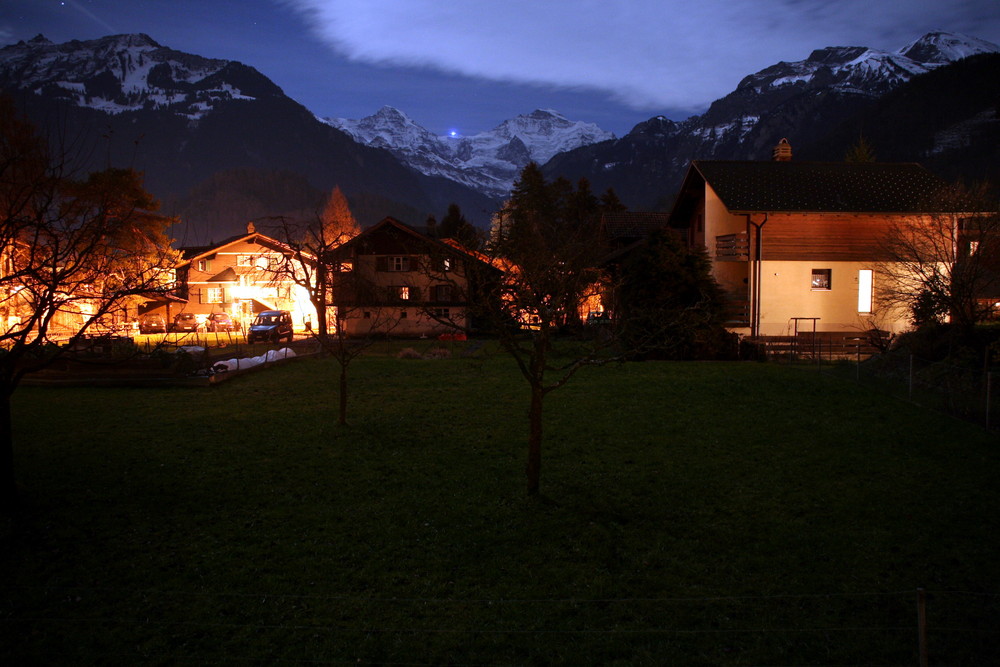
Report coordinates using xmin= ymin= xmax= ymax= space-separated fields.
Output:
xmin=281 ymin=0 xmax=1000 ymax=112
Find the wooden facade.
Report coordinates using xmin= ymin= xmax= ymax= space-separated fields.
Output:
xmin=145 ymin=224 xmax=315 ymax=331
xmin=328 ymin=217 xmax=495 ymax=338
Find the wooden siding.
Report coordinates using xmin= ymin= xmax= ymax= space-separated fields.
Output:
xmin=757 ymin=213 xmax=928 ymax=262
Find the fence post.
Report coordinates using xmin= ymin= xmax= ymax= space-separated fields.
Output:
xmin=917 ymin=588 xmax=928 ymax=667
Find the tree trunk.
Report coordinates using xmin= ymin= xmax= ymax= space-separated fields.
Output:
xmin=338 ymin=363 xmax=348 ymax=426
xmin=0 ymin=388 xmax=16 ymax=514
xmin=526 ymin=384 xmax=543 ymax=495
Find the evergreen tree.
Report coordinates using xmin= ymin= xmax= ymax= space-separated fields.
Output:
xmin=845 ymin=135 xmax=877 ymax=163
xmin=437 ymin=203 xmax=481 ymax=249
xmin=614 ymin=229 xmax=732 ymax=359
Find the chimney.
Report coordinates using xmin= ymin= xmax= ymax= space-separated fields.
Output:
xmin=246 ymin=221 xmax=256 ymax=234
xmin=772 ymin=138 xmax=792 ymax=161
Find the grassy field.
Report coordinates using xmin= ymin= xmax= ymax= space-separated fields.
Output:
xmin=2 ymin=348 xmax=999 ymax=665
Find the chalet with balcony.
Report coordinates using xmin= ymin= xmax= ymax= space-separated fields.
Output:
xmin=141 ymin=222 xmax=315 ymax=331
xmin=669 ymin=142 xmax=953 ymax=337
xmin=327 ymin=217 xmax=497 ymax=337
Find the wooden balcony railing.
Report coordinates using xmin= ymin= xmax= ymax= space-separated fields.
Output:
xmin=715 ymin=232 xmax=749 ymax=260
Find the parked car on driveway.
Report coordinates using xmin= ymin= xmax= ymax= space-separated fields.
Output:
xmin=206 ymin=312 xmax=239 ymax=332
xmin=138 ymin=313 xmax=166 ymax=334
xmin=170 ymin=312 xmax=202 ymax=333
xmin=247 ymin=310 xmax=293 ymax=343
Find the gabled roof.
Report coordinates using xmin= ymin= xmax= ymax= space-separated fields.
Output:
xmin=332 ymin=217 xmax=497 ymax=269
xmin=176 ymin=231 xmax=302 ymax=267
xmin=681 ymin=160 xmax=951 ymax=214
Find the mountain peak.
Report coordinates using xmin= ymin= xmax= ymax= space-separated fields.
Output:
xmin=897 ymin=31 xmax=1000 ymax=64
xmin=0 ymin=33 xmax=266 ymax=119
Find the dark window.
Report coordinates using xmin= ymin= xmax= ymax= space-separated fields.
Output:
xmin=432 ymin=284 xmax=452 ymax=302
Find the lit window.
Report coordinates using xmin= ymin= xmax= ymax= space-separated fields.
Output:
xmin=237 ymin=254 xmax=253 ymax=267
xmin=858 ymin=269 xmax=873 ymax=313
xmin=443 ymin=258 xmax=452 ymax=272
xmin=198 ymin=259 xmax=211 ymax=272
xmin=206 ymin=287 xmax=223 ymax=303
xmin=811 ymin=269 xmax=831 ymax=290
xmin=397 ymin=286 xmax=410 ymax=300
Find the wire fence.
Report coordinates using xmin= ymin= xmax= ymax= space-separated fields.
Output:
xmin=3 ymin=586 xmax=999 ymax=664
xmin=749 ymin=337 xmax=999 ymax=432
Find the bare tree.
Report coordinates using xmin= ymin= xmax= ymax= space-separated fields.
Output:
xmin=474 ymin=165 xmax=619 ymax=496
xmin=262 ymin=212 xmax=396 ymax=426
xmin=876 ymin=183 xmax=1000 ymax=334
xmin=0 ymin=98 xmax=178 ymax=511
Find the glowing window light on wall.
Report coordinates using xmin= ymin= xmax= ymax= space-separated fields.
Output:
xmin=858 ymin=269 xmax=873 ymax=313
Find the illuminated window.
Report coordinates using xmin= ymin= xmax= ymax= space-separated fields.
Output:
xmin=197 ymin=259 xmax=211 ymax=272
xmin=205 ymin=287 xmax=223 ymax=303
xmin=858 ymin=269 xmax=873 ymax=313
xmin=237 ymin=254 xmax=253 ymax=267
xmin=443 ymin=257 xmax=452 ymax=272
xmin=395 ymin=286 xmax=410 ymax=300
xmin=811 ymin=269 xmax=831 ymax=290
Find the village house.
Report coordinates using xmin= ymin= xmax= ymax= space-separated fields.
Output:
xmin=327 ymin=217 xmax=496 ymax=338
xmin=140 ymin=222 xmax=315 ymax=331
xmin=668 ymin=140 xmax=957 ymax=337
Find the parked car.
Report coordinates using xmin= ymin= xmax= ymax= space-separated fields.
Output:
xmin=138 ymin=313 xmax=166 ymax=334
xmin=170 ymin=312 xmax=202 ymax=333
xmin=206 ymin=312 xmax=239 ymax=332
xmin=247 ymin=310 xmax=293 ymax=343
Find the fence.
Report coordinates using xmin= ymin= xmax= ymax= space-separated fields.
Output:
xmin=752 ymin=339 xmax=1000 ymax=431
xmin=3 ymin=586 xmax=997 ymax=665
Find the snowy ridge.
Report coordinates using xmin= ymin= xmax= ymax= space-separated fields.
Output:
xmin=0 ymin=33 xmax=275 ymax=119
xmin=664 ymin=31 xmax=999 ymax=158
xmin=739 ymin=32 xmax=998 ymax=97
xmin=324 ymin=107 xmax=615 ymax=199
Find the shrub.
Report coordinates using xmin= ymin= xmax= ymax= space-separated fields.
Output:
xmin=397 ymin=347 xmax=423 ymax=360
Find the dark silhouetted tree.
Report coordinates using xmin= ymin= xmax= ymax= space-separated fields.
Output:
xmin=0 ymin=98 xmax=178 ymax=511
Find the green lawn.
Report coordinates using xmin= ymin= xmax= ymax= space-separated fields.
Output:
xmin=2 ymin=352 xmax=998 ymax=665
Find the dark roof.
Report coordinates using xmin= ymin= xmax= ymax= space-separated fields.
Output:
xmin=691 ymin=161 xmax=950 ymax=213
xmin=600 ymin=212 xmax=671 ymax=241
xmin=332 ymin=217 xmax=496 ymax=269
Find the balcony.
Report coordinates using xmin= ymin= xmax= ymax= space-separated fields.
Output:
xmin=715 ymin=232 xmax=749 ymax=261
xmin=721 ymin=293 xmax=750 ymax=326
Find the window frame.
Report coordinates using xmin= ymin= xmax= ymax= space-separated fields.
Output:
xmin=811 ymin=268 xmax=832 ymax=291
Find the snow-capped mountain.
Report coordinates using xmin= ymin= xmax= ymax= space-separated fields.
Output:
xmin=544 ymin=31 xmax=1000 ymax=210
xmin=0 ymin=33 xmax=499 ymax=241
xmin=0 ymin=33 xmax=282 ymax=119
xmin=325 ymin=108 xmax=615 ymax=199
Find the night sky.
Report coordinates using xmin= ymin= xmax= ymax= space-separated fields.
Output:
xmin=3 ymin=0 xmax=1000 ymax=136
